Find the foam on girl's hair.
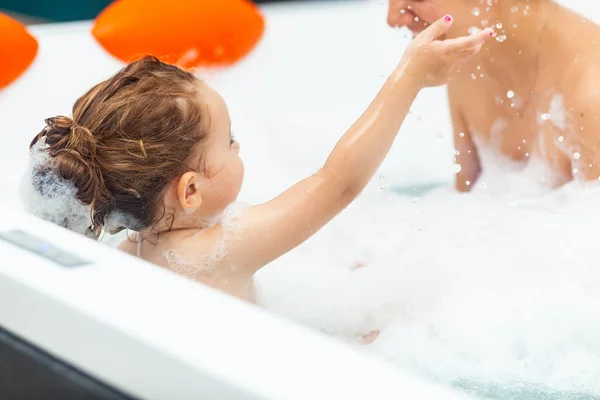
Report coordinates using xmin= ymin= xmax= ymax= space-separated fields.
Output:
xmin=104 ymin=209 xmax=145 ymax=235
xmin=21 ymin=137 xmax=144 ymax=238
xmin=20 ymin=137 xmax=95 ymax=237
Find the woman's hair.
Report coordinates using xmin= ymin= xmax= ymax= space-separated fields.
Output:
xmin=27 ymin=56 xmax=209 ymax=238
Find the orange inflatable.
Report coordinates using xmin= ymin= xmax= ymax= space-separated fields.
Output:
xmin=92 ymin=0 xmax=265 ymax=68
xmin=0 ymin=13 xmax=38 ymax=89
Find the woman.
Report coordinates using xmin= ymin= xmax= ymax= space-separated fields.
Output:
xmin=388 ymin=0 xmax=600 ymax=191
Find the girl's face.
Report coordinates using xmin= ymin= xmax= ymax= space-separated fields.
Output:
xmin=195 ymin=83 xmax=245 ymax=217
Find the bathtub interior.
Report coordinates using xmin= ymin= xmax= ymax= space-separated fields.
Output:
xmin=2 ymin=0 xmax=600 ymax=399
xmin=1 ymin=210 xmax=480 ymax=400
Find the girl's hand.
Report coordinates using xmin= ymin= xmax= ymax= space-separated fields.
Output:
xmin=401 ymin=15 xmax=493 ymax=88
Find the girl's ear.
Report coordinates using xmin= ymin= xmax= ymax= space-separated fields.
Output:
xmin=176 ymin=171 xmax=203 ymax=212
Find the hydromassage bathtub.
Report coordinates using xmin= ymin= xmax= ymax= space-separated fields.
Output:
xmin=0 ymin=0 xmax=473 ymax=398
xmin=2 ymin=0 xmax=600 ymax=399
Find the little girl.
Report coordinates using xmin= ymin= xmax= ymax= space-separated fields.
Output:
xmin=24 ymin=17 xmax=491 ymax=301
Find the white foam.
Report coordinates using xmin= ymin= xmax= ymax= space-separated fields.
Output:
xmin=163 ymin=202 xmax=250 ymax=279
xmin=163 ymin=248 xmax=220 ymax=280
xmin=219 ymin=201 xmax=250 ymax=233
xmin=253 ymin=144 xmax=600 ymax=397
xmin=104 ymin=210 xmax=143 ymax=235
xmin=183 ymin=207 xmax=197 ymax=215
xmin=21 ymin=138 xmax=144 ymax=239
xmin=20 ymin=138 xmax=94 ymax=237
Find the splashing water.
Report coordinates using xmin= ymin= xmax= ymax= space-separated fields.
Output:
xmin=254 ymin=141 xmax=600 ymax=399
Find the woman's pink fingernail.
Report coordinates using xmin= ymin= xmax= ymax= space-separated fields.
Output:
xmin=489 ymin=29 xmax=494 ymax=36
xmin=444 ymin=15 xmax=452 ymax=22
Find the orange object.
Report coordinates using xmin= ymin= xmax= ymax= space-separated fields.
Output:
xmin=0 ymin=13 xmax=38 ymax=89
xmin=92 ymin=0 xmax=265 ymax=68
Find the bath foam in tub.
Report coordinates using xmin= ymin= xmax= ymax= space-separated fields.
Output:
xmin=254 ymin=150 xmax=600 ymax=399
xmin=92 ymin=0 xmax=265 ymax=68
xmin=0 ymin=13 xmax=37 ymax=89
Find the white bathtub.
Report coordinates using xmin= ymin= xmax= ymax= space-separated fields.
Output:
xmin=2 ymin=0 xmax=600 ymax=399
xmin=0 ymin=1 xmax=475 ymax=399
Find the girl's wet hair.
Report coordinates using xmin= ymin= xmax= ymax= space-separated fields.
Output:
xmin=28 ymin=56 xmax=209 ymax=238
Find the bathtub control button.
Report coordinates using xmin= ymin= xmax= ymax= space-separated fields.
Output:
xmin=0 ymin=230 xmax=90 ymax=268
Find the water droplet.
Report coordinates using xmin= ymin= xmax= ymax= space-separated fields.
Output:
xmin=495 ymin=34 xmax=507 ymax=43
xmin=471 ymin=73 xmax=477 ymax=80
xmin=459 ymin=132 xmax=465 ymax=138
xmin=507 ymin=90 xmax=515 ymax=99
xmin=452 ymin=164 xmax=462 ymax=174
xmin=558 ymin=136 xmax=564 ymax=142
xmin=468 ymin=26 xmax=481 ymax=35
xmin=573 ymin=152 xmax=581 ymax=160
xmin=496 ymin=22 xmax=503 ymax=29
xmin=465 ymin=180 xmax=471 ymax=186
xmin=400 ymin=9 xmax=406 ymax=14
xmin=471 ymin=7 xmax=480 ymax=16
xmin=414 ymin=16 xmax=420 ymax=22
xmin=540 ymin=113 xmax=551 ymax=121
